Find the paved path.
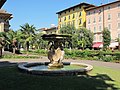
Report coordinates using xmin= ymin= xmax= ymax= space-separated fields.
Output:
xmin=0 ymin=56 xmax=120 ymax=70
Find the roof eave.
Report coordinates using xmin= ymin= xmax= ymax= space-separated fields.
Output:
xmin=0 ymin=0 xmax=7 ymax=8
xmin=56 ymin=2 xmax=94 ymax=14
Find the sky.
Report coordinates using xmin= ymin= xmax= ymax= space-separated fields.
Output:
xmin=2 ymin=0 xmax=115 ymax=31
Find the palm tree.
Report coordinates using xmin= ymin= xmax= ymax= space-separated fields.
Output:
xmin=6 ymin=30 xmax=18 ymax=54
xmin=0 ymin=32 xmax=9 ymax=56
xmin=20 ymin=23 xmax=36 ymax=51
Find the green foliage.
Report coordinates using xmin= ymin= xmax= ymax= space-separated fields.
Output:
xmin=76 ymin=28 xmax=93 ymax=49
xmin=20 ymin=23 xmax=36 ymax=51
xmin=2 ymin=55 xmax=39 ymax=59
xmin=60 ymin=24 xmax=76 ymax=34
xmin=64 ymin=49 xmax=120 ymax=62
xmin=115 ymin=38 xmax=120 ymax=51
xmin=34 ymin=49 xmax=47 ymax=55
xmin=102 ymin=28 xmax=111 ymax=50
xmin=102 ymin=56 xmax=114 ymax=62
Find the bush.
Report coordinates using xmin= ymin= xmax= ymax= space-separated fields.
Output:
xmin=113 ymin=52 xmax=120 ymax=60
xmin=101 ymin=56 xmax=114 ymax=62
xmin=2 ymin=55 xmax=39 ymax=59
xmin=34 ymin=49 xmax=47 ymax=55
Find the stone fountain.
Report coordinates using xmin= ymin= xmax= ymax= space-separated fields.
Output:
xmin=18 ymin=34 xmax=93 ymax=76
xmin=42 ymin=34 xmax=71 ymax=69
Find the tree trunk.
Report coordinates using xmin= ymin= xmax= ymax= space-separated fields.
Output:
xmin=0 ymin=48 xmax=2 ymax=57
xmin=13 ymin=48 xmax=16 ymax=54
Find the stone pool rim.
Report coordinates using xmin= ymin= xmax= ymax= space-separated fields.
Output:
xmin=18 ymin=62 xmax=93 ymax=76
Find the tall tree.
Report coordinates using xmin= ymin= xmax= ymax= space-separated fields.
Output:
xmin=102 ymin=28 xmax=111 ymax=50
xmin=77 ymin=28 xmax=93 ymax=49
xmin=6 ymin=30 xmax=18 ymax=54
xmin=20 ymin=23 xmax=36 ymax=51
xmin=60 ymin=24 xmax=76 ymax=34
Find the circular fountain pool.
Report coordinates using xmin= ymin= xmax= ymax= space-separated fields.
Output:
xmin=18 ymin=62 xmax=93 ymax=76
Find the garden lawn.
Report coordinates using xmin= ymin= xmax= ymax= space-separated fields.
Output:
xmin=0 ymin=66 xmax=120 ymax=90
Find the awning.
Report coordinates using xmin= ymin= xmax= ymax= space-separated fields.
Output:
xmin=92 ymin=42 xmax=103 ymax=48
xmin=109 ymin=42 xmax=118 ymax=48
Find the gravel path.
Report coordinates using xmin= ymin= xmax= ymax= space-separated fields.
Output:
xmin=0 ymin=56 xmax=120 ymax=70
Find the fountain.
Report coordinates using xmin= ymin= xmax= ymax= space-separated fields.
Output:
xmin=18 ymin=34 xmax=93 ymax=76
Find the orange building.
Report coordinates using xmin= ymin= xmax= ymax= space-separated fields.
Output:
xmin=86 ymin=1 xmax=120 ymax=48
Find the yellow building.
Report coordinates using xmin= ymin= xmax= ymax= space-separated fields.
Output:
xmin=56 ymin=2 xmax=95 ymax=30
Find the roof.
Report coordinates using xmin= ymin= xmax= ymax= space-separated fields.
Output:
xmin=0 ymin=0 xmax=6 ymax=8
xmin=0 ymin=9 xmax=13 ymax=20
xmin=43 ymin=27 xmax=58 ymax=31
xmin=86 ymin=0 xmax=120 ymax=11
xmin=56 ymin=2 xmax=95 ymax=14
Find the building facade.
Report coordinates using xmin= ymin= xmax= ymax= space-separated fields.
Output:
xmin=86 ymin=1 xmax=120 ymax=44
xmin=39 ymin=27 xmax=58 ymax=34
xmin=0 ymin=0 xmax=12 ymax=32
xmin=0 ymin=0 xmax=6 ymax=8
xmin=56 ymin=3 xmax=95 ymax=30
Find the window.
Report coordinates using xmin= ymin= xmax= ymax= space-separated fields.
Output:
xmin=72 ymin=20 xmax=75 ymax=26
xmin=94 ymin=27 xmax=96 ymax=33
xmin=64 ymin=17 xmax=66 ymax=21
xmin=79 ymin=18 xmax=82 ymax=25
xmin=88 ymin=19 xmax=90 ymax=24
xmin=93 ymin=18 xmax=96 ymax=23
xmin=99 ymin=16 xmax=102 ymax=22
xmin=79 ymin=6 xmax=81 ymax=9
xmin=73 ymin=14 xmax=75 ymax=19
xmin=118 ymin=34 xmax=120 ymax=38
xmin=73 ymin=8 xmax=75 ymax=11
xmin=108 ymin=14 xmax=111 ymax=20
xmin=118 ymin=13 xmax=120 ymax=18
xmin=94 ymin=35 xmax=96 ymax=41
xmin=98 ymin=9 xmax=102 ymax=14
xmin=69 ymin=10 xmax=70 ymax=12
xmin=118 ymin=23 xmax=120 ymax=29
xmin=65 ymin=11 xmax=66 ymax=14
xmin=69 ymin=15 xmax=70 ymax=19
xmin=79 ymin=12 xmax=82 ymax=17
xmin=108 ymin=24 xmax=111 ymax=30
xmin=108 ymin=6 xmax=111 ymax=10
xmin=99 ymin=26 xmax=102 ymax=31
xmin=99 ymin=35 xmax=102 ymax=41
xmin=93 ymin=10 xmax=96 ymax=14
xmin=118 ymin=4 xmax=120 ymax=8
xmin=88 ymin=12 xmax=90 ymax=15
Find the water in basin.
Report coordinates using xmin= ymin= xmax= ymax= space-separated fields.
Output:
xmin=29 ymin=64 xmax=86 ymax=71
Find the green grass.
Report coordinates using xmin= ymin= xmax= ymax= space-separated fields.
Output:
xmin=0 ymin=66 xmax=120 ymax=90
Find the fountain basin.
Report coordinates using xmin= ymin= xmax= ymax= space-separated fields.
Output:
xmin=18 ymin=62 xmax=93 ymax=76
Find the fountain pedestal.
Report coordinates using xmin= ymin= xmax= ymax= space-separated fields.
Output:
xmin=42 ymin=34 xmax=71 ymax=69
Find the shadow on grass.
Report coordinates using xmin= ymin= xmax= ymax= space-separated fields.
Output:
xmin=0 ymin=61 xmax=17 ymax=67
xmin=0 ymin=65 xmax=119 ymax=90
